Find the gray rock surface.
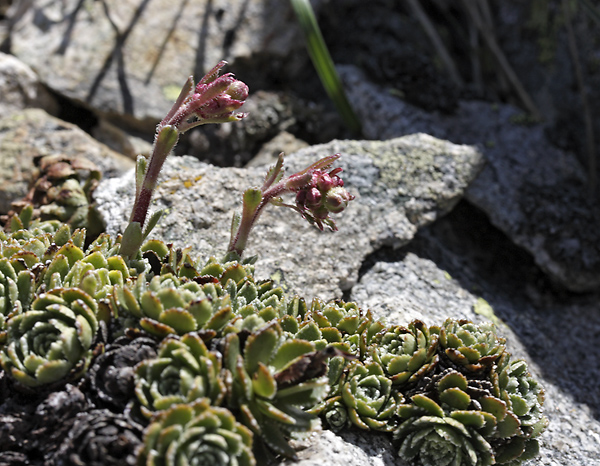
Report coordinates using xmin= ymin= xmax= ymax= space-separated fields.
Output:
xmin=8 ymin=0 xmax=308 ymax=127
xmin=339 ymin=65 xmax=600 ymax=293
xmin=283 ymin=429 xmax=400 ymax=466
xmin=0 ymin=51 xmax=58 ymax=117
xmin=0 ymin=108 xmax=134 ymax=213
xmin=96 ymin=134 xmax=483 ymax=301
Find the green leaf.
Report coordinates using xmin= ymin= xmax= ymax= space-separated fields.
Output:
xmin=439 ymin=387 xmax=471 ymax=411
xmin=496 ymin=411 xmax=522 ymax=438
xmin=411 ymin=394 xmax=444 ymax=417
xmin=252 ymin=363 xmax=277 ymax=400
xmin=479 ymin=396 xmax=507 ymax=421
xmin=270 ymin=339 xmax=315 ymax=372
xmin=119 ymin=221 xmax=143 ymax=258
xmin=244 ymin=323 xmax=281 ymax=374
xmin=450 ymin=410 xmax=485 ymax=428
xmin=243 ymin=187 xmax=262 ymax=212
xmin=509 ymin=394 xmax=529 ymax=416
xmin=35 ymin=359 xmax=72 ymax=385
xmin=143 ymin=209 xmax=165 ymax=240
xmin=438 ymin=370 xmax=468 ymax=392
xmin=205 ymin=305 xmax=234 ymax=331
xmin=140 ymin=318 xmax=176 ymax=338
xmin=159 ymin=308 xmax=197 ymax=334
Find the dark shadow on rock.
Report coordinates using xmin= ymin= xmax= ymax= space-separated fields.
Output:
xmin=56 ymin=0 xmax=87 ymax=55
xmin=358 ymin=199 xmax=600 ymax=421
xmin=193 ymin=0 xmax=212 ymax=81
xmin=86 ymin=0 xmax=153 ymax=115
xmin=145 ymin=0 xmax=191 ymax=85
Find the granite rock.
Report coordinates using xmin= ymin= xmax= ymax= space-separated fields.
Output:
xmin=0 ymin=108 xmax=134 ymax=213
xmin=8 ymin=0 xmax=310 ymax=127
xmin=0 ymin=51 xmax=58 ymax=117
xmin=339 ymin=64 xmax=600 ymax=293
xmin=96 ymin=134 xmax=483 ymax=301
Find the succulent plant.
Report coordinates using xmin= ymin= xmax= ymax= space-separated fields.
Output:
xmin=221 ymin=277 xmax=292 ymax=334
xmin=4 ymin=154 xmax=105 ymax=240
xmin=306 ymin=298 xmax=373 ymax=338
xmin=394 ymin=366 xmax=546 ymax=466
xmin=134 ymin=332 xmax=226 ymax=418
xmin=87 ymin=335 xmax=158 ymax=411
xmin=0 ymin=211 xmax=92 ymax=333
xmin=223 ymin=321 xmax=329 ymax=458
xmin=313 ymin=360 xmax=401 ymax=432
xmin=51 ymin=409 xmax=143 ymax=466
xmin=436 ymin=319 xmax=507 ymax=372
xmin=111 ymin=272 xmax=234 ymax=338
xmin=293 ymin=300 xmax=379 ymax=356
xmin=0 ymin=258 xmax=35 ymax=333
xmin=491 ymin=353 xmax=548 ymax=460
xmin=371 ymin=320 xmax=439 ymax=387
xmin=395 ymin=390 xmax=497 ymax=466
xmin=0 ymin=287 xmax=99 ymax=387
xmin=136 ymin=399 xmax=255 ymax=466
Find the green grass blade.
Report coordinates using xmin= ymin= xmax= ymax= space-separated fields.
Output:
xmin=290 ymin=0 xmax=362 ymax=136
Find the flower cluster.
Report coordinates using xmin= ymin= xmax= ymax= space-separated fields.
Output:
xmin=293 ymin=165 xmax=355 ymax=231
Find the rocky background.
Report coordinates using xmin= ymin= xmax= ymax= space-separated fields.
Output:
xmin=1 ymin=0 xmax=599 ymax=465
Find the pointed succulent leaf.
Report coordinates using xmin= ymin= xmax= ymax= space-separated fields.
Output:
xmin=411 ymin=394 xmax=445 ymax=417
xmin=243 ymin=322 xmax=281 ymax=375
xmin=252 ymin=362 xmax=277 ymax=400
xmin=270 ymin=338 xmax=315 ymax=372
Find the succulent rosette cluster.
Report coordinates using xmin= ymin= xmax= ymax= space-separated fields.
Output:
xmin=0 ymin=60 xmax=548 ymax=466
xmin=222 ymin=321 xmax=330 ymax=458
xmin=134 ymin=332 xmax=226 ymax=418
xmin=371 ymin=320 xmax=439 ymax=386
xmin=437 ymin=318 xmax=506 ymax=372
xmin=137 ymin=399 xmax=255 ymax=466
xmin=393 ymin=365 xmax=544 ymax=466
xmin=0 ymin=287 xmax=99 ymax=387
xmin=492 ymin=353 xmax=548 ymax=441
xmin=389 ymin=319 xmax=547 ymax=466
xmin=312 ymin=360 xmax=402 ymax=432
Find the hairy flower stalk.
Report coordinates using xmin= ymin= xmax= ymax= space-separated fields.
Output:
xmin=121 ymin=61 xmax=249 ymax=258
xmin=227 ymin=153 xmax=355 ymax=257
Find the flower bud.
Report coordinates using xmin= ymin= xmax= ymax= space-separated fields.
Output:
xmin=316 ymin=173 xmax=335 ymax=192
xmin=306 ymin=187 xmax=322 ymax=207
xmin=324 ymin=187 xmax=353 ymax=214
xmin=227 ymin=81 xmax=249 ymax=101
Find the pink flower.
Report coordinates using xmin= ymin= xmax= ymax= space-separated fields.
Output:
xmin=292 ymin=160 xmax=355 ymax=231
xmin=162 ymin=61 xmax=249 ymax=132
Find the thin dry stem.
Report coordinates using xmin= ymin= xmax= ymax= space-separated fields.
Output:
xmin=407 ymin=0 xmax=464 ymax=88
xmin=461 ymin=0 xmax=541 ymax=119
xmin=562 ymin=0 xmax=596 ymax=194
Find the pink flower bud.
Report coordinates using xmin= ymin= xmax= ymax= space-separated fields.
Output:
xmin=166 ymin=62 xmax=249 ymax=132
xmin=306 ymin=187 xmax=322 ymax=206
xmin=316 ymin=173 xmax=335 ymax=192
